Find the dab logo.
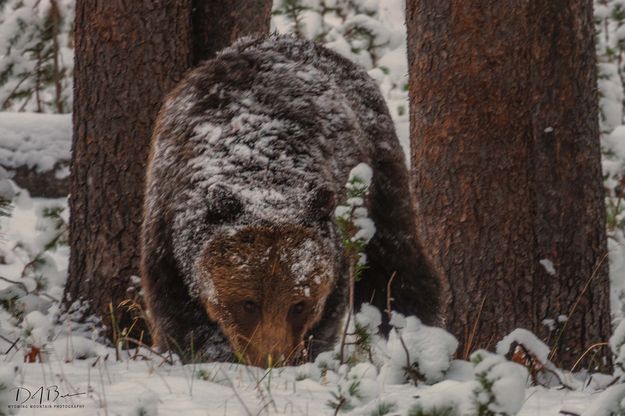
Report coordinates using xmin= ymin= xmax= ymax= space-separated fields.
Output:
xmin=8 ymin=385 xmax=87 ymax=410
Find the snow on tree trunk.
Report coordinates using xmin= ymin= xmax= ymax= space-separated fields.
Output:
xmin=63 ymin=0 xmax=272 ymax=342
xmin=407 ymin=0 xmax=610 ymax=369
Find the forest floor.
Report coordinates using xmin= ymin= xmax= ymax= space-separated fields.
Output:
xmin=0 ymin=352 xmax=600 ymax=416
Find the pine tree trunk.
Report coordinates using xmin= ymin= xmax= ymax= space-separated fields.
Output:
xmin=407 ymin=0 xmax=610 ymax=368
xmin=190 ymin=0 xmax=274 ymax=63
xmin=64 ymin=0 xmax=272 ymax=342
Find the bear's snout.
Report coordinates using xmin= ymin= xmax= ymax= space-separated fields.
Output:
xmin=240 ymin=321 xmax=303 ymax=368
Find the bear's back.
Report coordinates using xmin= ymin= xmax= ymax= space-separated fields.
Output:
xmin=151 ymin=37 xmax=392 ymax=214
xmin=146 ymin=34 xmax=402 ymax=282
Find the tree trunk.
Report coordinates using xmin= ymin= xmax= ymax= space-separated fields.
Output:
xmin=64 ymin=0 xmax=272 ymax=342
xmin=407 ymin=0 xmax=610 ymax=369
xmin=191 ymin=0 xmax=274 ymax=63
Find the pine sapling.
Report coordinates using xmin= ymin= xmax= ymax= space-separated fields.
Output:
xmin=610 ymin=319 xmax=625 ymax=380
xmin=335 ymin=163 xmax=375 ymax=364
xmin=407 ymin=405 xmax=457 ymax=416
xmin=0 ymin=168 xmax=14 ymax=223
xmin=369 ymin=401 xmax=398 ymax=416
xmin=470 ymin=350 xmax=528 ymax=416
xmin=0 ymin=365 xmax=18 ymax=416
xmin=272 ymin=0 xmax=309 ymax=37
xmin=0 ymin=197 xmax=10 ymax=220
xmin=327 ymin=378 xmax=362 ymax=415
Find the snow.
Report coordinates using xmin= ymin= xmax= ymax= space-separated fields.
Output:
xmin=407 ymin=350 xmax=528 ymax=415
xmin=0 ymin=354 xmax=593 ymax=415
xmin=539 ymin=258 xmax=556 ymax=276
xmin=581 ymin=384 xmax=625 ymax=416
xmin=334 ymin=205 xmax=352 ymax=218
xmin=606 ymin=125 xmax=625 ymax=161
xmin=335 ymin=363 xmax=380 ymax=409
xmin=0 ymin=167 xmax=15 ymax=199
xmin=286 ymin=238 xmax=328 ymax=289
xmin=0 ymin=365 xmax=17 ymax=415
xmin=354 ymin=303 xmax=382 ymax=334
xmin=52 ymin=336 xmax=107 ymax=361
xmin=346 ymin=196 xmax=364 ymax=206
xmin=347 ymin=162 xmax=373 ymax=188
xmin=343 ymin=14 xmax=391 ymax=47
xmin=472 ymin=350 xmax=528 ymax=415
xmin=335 ymin=163 xmax=377 ymax=245
xmin=21 ymin=310 xmax=51 ymax=348
xmin=597 ymin=0 xmax=625 ymax=322
xmin=352 ymin=217 xmax=376 ymax=243
xmin=598 ymin=63 xmax=624 ymax=131
xmin=383 ymin=316 xmax=458 ymax=385
xmin=610 ymin=232 xmax=625 ymax=319
xmin=0 ymin=112 xmax=71 ymax=173
xmin=126 ymin=392 xmax=160 ymax=416
xmin=496 ymin=328 xmax=551 ymax=364
xmin=611 ymin=319 xmax=625 ymax=379
xmin=408 ymin=380 xmax=475 ymax=415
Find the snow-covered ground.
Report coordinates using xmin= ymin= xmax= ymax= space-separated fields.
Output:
xmin=0 ymin=113 xmax=71 ymax=175
xmin=0 ymin=357 xmax=603 ymax=416
xmin=0 ymin=185 xmax=615 ymax=416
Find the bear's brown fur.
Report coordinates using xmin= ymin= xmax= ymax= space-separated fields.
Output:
xmin=140 ymin=34 xmax=440 ymax=367
xmin=197 ymin=225 xmax=335 ymax=366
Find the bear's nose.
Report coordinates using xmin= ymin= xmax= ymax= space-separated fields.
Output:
xmin=245 ymin=349 xmax=287 ymax=368
xmin=257 ymin=352 xmax=284 ymax=368
xmin=248 ymin=342 xmax=307 ymax=368
xmin=246 ymin=340 xmax=305 ymax=368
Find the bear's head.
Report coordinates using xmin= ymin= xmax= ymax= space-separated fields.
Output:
xmin=195 ymin=225 xmax=336 ymax=368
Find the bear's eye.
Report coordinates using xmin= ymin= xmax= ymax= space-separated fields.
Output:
xmin=290 ymin=301 xmax=306 ymax=315
xmin=243 ymin=301 xmax=258 ymax=314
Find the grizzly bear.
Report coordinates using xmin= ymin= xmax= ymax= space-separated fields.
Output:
xmin=140 ymin=34 xmax=440 ymax=367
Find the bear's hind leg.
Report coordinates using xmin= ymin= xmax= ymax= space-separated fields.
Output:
xmin=354 ymin=157 xmax=441 ymax=331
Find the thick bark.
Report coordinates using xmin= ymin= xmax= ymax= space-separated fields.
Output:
xmin=64 ymin=0 xmax=272 ymax=341
xmin=407 ymin=0 xmax=610 ymax=368
xmin=191 ymin=0 xmax=274 ymax=64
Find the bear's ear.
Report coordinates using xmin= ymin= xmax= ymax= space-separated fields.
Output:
xmin=305 ymin=185 xmax=336 ymax=223
xmin=206 ymin=184 xmax=243 ymax=223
